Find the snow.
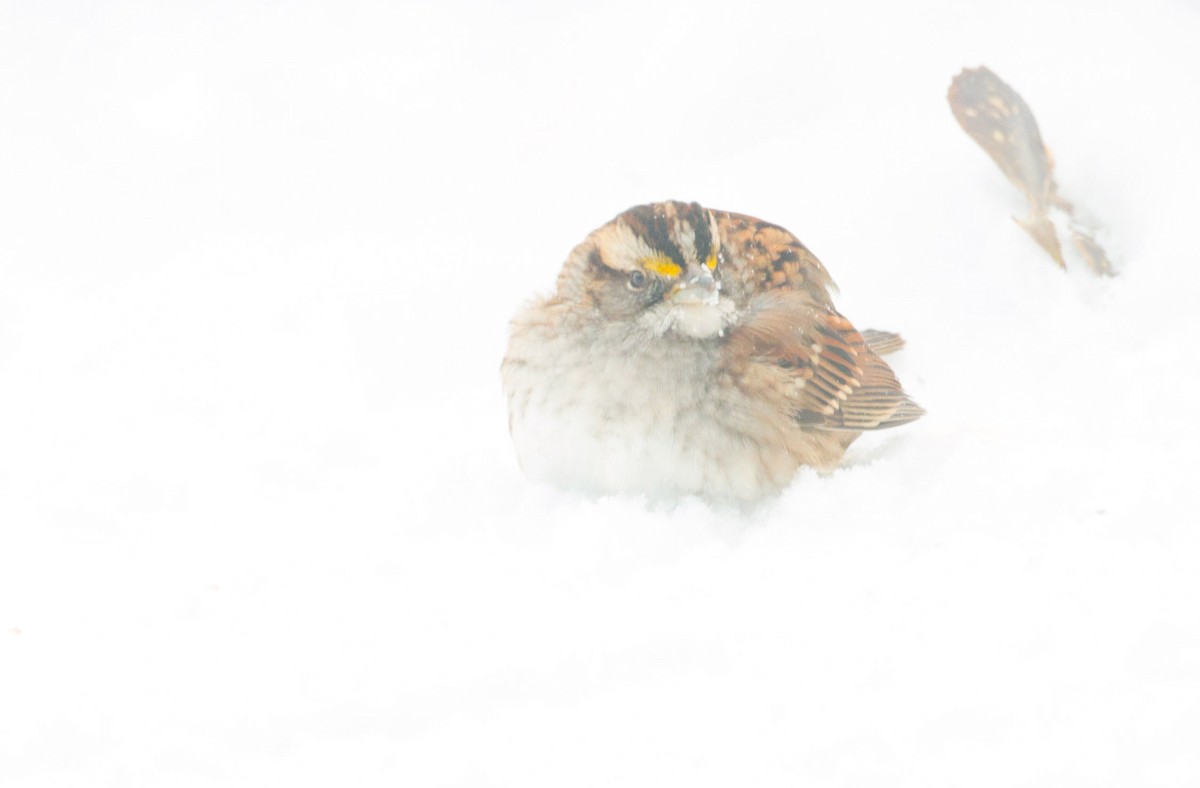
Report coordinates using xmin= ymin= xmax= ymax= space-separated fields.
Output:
xmin=3 ymin=0 xmax=1200 ymax=785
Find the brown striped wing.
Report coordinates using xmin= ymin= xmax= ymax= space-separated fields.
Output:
xmin=712 ymin=210 xmax=922 ymax=432
xmin=947 ymin=66 xmax=1056 ymax=214
xmin=711 ymin=210 xmax=836 ymax=305
xmin=726 ymin=292 xmax=923 ymax=431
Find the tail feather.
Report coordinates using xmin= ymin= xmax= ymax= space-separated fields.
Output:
xmin=861 ymin=329 xmax=906 ymax=356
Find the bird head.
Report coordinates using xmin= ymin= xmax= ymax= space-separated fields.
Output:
xmin=557 ymin=201 xmax=734 ymax=340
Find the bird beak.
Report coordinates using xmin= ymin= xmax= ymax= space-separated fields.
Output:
xmin=669 ymin=263 xmax=719 ymax=306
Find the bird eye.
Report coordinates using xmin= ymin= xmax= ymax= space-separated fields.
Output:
xmin=627 ymin=270 xmax=648 ymax=290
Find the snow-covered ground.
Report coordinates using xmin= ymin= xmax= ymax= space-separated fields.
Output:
xmin=3 ymin=1 xmax=1200 ymax=785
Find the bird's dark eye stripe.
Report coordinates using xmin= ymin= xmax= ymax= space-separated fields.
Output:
xmin=587 ymin=249 xmax=605 ymax=271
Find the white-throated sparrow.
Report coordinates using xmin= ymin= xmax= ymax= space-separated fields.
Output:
xmin=502 ymin=201 xmax=922 ymax=501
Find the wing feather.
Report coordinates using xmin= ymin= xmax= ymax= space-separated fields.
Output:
xmin=724 ymin=291 xmax=923 ymax=432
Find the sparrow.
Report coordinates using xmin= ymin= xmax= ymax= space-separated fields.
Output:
xmin=501 ymin=201 xmax=923 ymax=501
xmin=947 ymin=66 xmax=1115 ymax=276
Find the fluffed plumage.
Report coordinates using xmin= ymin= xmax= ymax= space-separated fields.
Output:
xmin=501 ymin=201 xmax=922 ymax=501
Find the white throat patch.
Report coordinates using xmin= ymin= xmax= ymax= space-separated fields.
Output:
xmin=669 ymin=299 xmax=736 ymax=339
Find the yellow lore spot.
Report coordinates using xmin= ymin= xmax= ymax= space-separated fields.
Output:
xmin=642 ymin=254 xmax=682 ymax=278
xmin=705 ymin=253 xmax=718 ymax=271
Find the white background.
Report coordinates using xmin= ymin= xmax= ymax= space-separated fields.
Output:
xmin=3 ymin=1 xmax=1199 ymax=785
